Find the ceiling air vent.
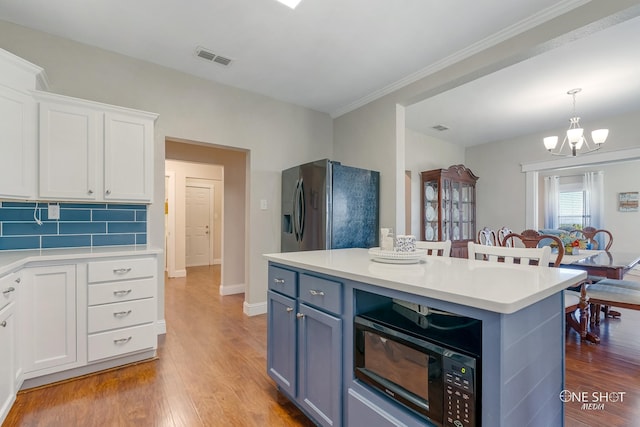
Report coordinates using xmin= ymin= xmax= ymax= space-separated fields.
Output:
xmin=432 ymin=124 xmax=449 ymax=131
xmin=195 ymin=46 xmax=233 ymax=67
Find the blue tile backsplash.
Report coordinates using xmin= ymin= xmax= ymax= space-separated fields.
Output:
xmin=0 ymin=201 xmax=147 ymax=251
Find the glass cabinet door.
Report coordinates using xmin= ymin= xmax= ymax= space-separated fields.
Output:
xmin=423 ymin=180 xmax=439 ymax=241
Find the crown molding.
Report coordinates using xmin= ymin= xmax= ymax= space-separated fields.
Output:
xmin=330 ymin=0 xmax=589 ymax=119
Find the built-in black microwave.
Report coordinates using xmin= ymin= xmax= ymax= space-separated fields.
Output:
xmin=354 ymin=303 xmax=482 ymax=427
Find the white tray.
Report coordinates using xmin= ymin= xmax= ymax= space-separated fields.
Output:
xmin=368 ymin=247 xmax=427 ymax=264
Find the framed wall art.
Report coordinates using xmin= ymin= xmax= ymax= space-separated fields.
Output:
xmin=618 ymin=192 xmax=639 ymax=212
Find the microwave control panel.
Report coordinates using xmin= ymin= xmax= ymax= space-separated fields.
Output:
xmin=443 ymin=357 xmax=476 ymax=427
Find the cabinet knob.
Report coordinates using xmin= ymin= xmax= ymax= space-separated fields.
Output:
xmin=88 ymin=189 xmax=94 ymax=194
xmin=14 ymin=277 xmax=21 ymax=284
xmin=273 ymin=278 xmax=285 ymax=284
xmin=106 ymin=189 xmax=112 ymax=195
xmin=296 ymin=313 xmax=305 ymax=319
xmin=286 ymin=307 xmax=293 ymax=313
xmin=0 ymin=321 xmax=6 ymax=328
xmin=2 ymin=287 xmax=15 ymax=295
xmin=309 ymin=289 xmax=325 ymax=297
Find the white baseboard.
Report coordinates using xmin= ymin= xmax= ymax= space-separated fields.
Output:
xmin=244 ymin=300 xmax=267 ymax=316
xmin=169 ymin=269 xmax=186 ymax=278
xmin=219 ymin=283 xmax=245 ymax=295
xmin=213 ymin=258 xmax=222 ymax=265
xmin=156 ymin=319 xmax=167 ymax=335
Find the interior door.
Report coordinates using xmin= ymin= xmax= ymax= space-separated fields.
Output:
xmin=186 ymin=185 xmax=212 ymax=267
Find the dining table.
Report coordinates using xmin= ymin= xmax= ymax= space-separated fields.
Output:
xmin=558 ymin=249 xmax=640 ymax=280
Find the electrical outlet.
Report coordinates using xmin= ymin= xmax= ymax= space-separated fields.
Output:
xmin=48 ymin=204 xmax=60 ymax=220
xmin=260 ymin=199 xmax=268 ymax=210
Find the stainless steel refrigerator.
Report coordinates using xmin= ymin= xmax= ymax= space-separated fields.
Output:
xmin=281 ymin=159 xmax=380 ymax=252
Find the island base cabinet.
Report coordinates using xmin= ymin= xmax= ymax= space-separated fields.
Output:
xmin=0 ymin=302 xmax=16 ymax=426
xmin=267 ymin=290 xmax=296 ymax=397
xmin=297 ymin=303 xmax=342 ymax=427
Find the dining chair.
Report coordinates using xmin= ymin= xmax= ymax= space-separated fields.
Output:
xmin=415 ymin=240 xmax=452 ymax=257
xmin=499 ymin=229 xmax=565 ymax=266
xmin=496 ymin=226 xmax=514 ymax=247
xmin=476 ymin=227 xmax=497 ymax=246
xmin=569 ymin=226 xmax=613 ymax=251
xmin=467 ymin=240 xmax=591 ymax=342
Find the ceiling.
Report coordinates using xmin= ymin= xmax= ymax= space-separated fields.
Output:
xmin=1 ymin=0 xmax=639 ymax=147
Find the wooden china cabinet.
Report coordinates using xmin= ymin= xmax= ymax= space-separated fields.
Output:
xmin=421 ymin=164 xmax=478 ymax=258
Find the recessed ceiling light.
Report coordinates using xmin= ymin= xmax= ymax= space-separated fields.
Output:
xmin=276 ymin=0 xmax=302 ymax=9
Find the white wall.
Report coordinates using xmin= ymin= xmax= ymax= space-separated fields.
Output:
xmin=0 ymin=20 xmax=333 ymax=317
xmin=404 ymin=128 xmax=465 ymax=237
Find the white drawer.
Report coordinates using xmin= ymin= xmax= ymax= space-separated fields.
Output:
xmin=88 ymin=277 xmax=156 ymax=306
xmin=88 ymin=323 xmax=157 ymax=362
xmin=88 ymin=298 xmax=156 ymax=333
xmin=0 ymin=272 xmax=20 ymax=311
xmin=88 ymin=257 xmax=156 ymax=283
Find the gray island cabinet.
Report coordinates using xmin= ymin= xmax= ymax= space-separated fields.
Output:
xmin=264 ymin=248 xmax=586 ymax=427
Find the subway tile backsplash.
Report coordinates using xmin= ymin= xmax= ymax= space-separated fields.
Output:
xmin=0 ymin=201 xmax=147 ymax=251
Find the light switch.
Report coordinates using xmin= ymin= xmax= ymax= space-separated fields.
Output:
xmin=260 ymin=199 xmax=268 ymax=210
xmin=48 ymin=204 xmax=60 ymax=220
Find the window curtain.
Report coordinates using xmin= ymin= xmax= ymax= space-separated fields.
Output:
xmin=544 ymin=176 xmax=560 ymax=229
xmin=584 ymin=171 xmax=605 ymax=248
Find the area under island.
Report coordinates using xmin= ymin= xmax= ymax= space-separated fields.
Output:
xmin=264 ymin=248 xmax=586 ymax=427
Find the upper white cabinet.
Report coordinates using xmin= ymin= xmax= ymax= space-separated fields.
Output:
xmin=36 ymin=91 xmax=157 ymax=203
xmin=0 ymin=49 xmax=44 ymax=200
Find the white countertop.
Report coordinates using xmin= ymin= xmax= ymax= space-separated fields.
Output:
xmin=0 ymin=245 xmax=162 ymax=275
xmin=264 ymin=248 xmax=587 ymax=314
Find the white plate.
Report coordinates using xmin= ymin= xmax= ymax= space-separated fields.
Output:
xmin=426 ymin=226 xmax=434 ymax=240
xmin=425 ymin=185 xmax=435 ymax=201
xmin=426 ymin=205 xmax=436 ymax=221
xmin=453 ymin=226 xmax=460 ymax=240
xmin=453 ymin=189 xmax=459 ymax=202
xmin=368 ymin=247 xmax=427 ymax=264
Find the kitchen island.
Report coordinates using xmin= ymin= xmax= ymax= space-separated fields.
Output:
xmin=264 ymin=248 xmax=586 ymax=427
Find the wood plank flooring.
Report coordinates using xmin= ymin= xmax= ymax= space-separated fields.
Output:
xmin=4 ymin=265 xmax=640 ymax=426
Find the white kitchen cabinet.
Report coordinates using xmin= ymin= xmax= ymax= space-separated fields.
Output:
xmin=87 ymin=257 xmax=158 ymax=362
xmin=0 ymin=49 xmax=42 ymax=200
xmin=0 ymin=301 xmax=17 ymax=426
xmin=21 ymin=265 xmax=79 ymax=375
xmin=35 ymin=91 xmax=157 ymax=203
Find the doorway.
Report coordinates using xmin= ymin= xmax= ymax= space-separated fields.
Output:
xmin=186 ymin=180 xmax=215 ymax=267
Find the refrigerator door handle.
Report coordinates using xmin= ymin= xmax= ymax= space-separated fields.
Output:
xmin=293 ymin=179 xmax=299 ymax=241
xmin=298 ymin=178 xmax=305 ymax=239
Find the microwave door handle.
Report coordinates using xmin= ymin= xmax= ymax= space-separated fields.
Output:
xmin=298 ymin=178 xmax=305 ymax=240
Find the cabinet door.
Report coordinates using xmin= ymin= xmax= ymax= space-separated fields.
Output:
xmin=0 ymin=302 xmax=16 ymax=425
xmin=21 ymin=265 xmax=77 ymax=374
xmin=267 ymin=290 xmax=297 ymax=397
xmin=298 ymin=303 xmax=342 ymax=427
xmin=104 ymin=112 xmax=154 ymax=202
xmin=0 ymin=85 xmax=36 ymax=199
xmin=39 ymin=102 xmax=100 ymax=200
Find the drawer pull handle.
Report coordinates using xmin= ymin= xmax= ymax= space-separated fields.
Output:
xmin=286 ymin=307 xmax=293 ymax=313
xmin=273 ymin=278 xmax=285 ymax=284
xmin=0 ymin=321 xmax=6 ymax=328
xmin=309 ymin=289 xmax=325 ymax=297
xmin=113 ymin=289 xmax=133 ymax=296
xmin=296 ymin=313 xmax=305 ymax=319
xmin=113 ymin=310 xmax=132 ymax=318
xmin=113 ymin=268 xmax=132 ymax=274
xmin=2 ymin=287 xmax=15 ymax=295
xmin=114 ymin=336 xmax=132 ymax=344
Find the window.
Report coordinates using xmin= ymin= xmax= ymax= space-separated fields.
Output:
xmin=558 ymin=190 xmax=589 ymax=229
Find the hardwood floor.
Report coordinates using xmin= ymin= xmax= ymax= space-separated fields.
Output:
xmin=4 ymin=265 xmax=640 ymax=426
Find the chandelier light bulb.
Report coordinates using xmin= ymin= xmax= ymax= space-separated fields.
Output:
xmin=544 ymin=136 xmax=558 ymax=150
xmin=592 ymin=129 xmax=609 ymax=144
xmin=567 ymin=127 xmax=583 ymax=144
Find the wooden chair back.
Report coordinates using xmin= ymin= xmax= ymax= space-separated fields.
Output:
xmin=496 ymin=227 xmax=514 ymax=247
xmin=467 ymin=241 xmax=551 ymax=266
xmin=569 ymin=227 xmax=613 ymax=251
xmin=416 ymin=240 xmax=452 ymax=257
xmin=500 ymin=229 xmax=564 ymax=267
xmin=476 ymin=227 xmax=497 ymax=246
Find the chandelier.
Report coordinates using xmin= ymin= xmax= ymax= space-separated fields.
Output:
xmin=543 ymin=88 xmax=608 ymax=157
